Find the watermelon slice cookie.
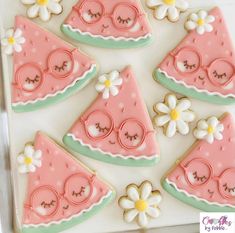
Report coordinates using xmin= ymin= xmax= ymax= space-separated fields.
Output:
xmin=63 ymin=66 xmax=160 ymax=166
xmin=61 ymin=0 xmax=152 ymax=48
xmin=153 ymin=7 xmax=235 ymax=105
xmin=12 ymin=16 xmax=97 ymax=112
xmin=162 ymin=113 xmax=235 ymax=212
xmin=18 ymin=132 xmax=115 ymax=233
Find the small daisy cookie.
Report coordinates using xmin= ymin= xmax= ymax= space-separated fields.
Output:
xmin=21 ymin=0 xmax=63 ymax=21
xmin=153 ymin=94 xmax=195 ymax=137
xmin=119 ymin=181 xmax=162 ymax=227
xmin=146 ymin=0 xmax=189 ymax=22
xmin=193 ymin=116 xmax=224 ymax=144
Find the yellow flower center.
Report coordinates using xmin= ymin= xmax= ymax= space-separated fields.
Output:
xmin=104 ymin=80 xmax=111 ymax=88
xmin=8 ymin=37 xmax=15 ymax=45
xmin=135 ymin=199 xmax=148 ymax=212
xmin=24 ymin=156 xmax=33 ymax=165
xmin=170 ymin=109 xmax=180 ymax=121
xmin=163 ymin=0 xmax=175 ymax=5
xmin=207 ymin=125 xmax=214 ymax=134
xmin=37 ymin=0 xmax=48 ymax=6
xmin=197 ymin=19 xmax=205 ymax=26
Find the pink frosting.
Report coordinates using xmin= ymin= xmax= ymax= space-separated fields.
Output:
xmin=159 ymin=7 xmax=235 ymax=97
xmin=23 ymin=132 xmax=111 ymax=225
xmin=12 ymin=16 xmax=95 ymax=104
xmin=167 ymin=113 xmax=235 ymax=206
xmin=63 ymin=0 xmax=151 ymax=39
xmin=68 ymin=66 xmax=159 ymax=158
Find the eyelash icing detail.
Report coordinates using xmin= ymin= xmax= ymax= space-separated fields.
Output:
xmin=25 ymin=75 xmax=40 ymax=84
xmin=95 ymin=123 xmax=109 ymax=133
xmin=41 ymin=200 xmax=56 ymax=208
xmin=88 ymin=9 xmax=101 ymax=18
xmin=223 ymin=183 xmax=235 ymax=193
xmin=183 ymin=60 xmax=196 ymax=70
xmin=125 ymin=132 xmax=138 ymax=141
xmin=72 ymin=186 xmax=85 ymax=197
xmin=213 ymin=70 xmax=227 ymax=79
xmin=54 ymin=61 xmax=68 ymax=72
xmin=192 ymin=171 xmax=207 ymax=182
xmin=117 ymin=16 xmax=131 ymax=24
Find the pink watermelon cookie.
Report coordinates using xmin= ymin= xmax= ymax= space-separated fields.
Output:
xmin=12 ymin=16 xmax=97 ymax=112
xmin=61 ymin=0 xmax=152 ymax=48
xmin=162 ymin=113 xmax=235 ymax=212
xmin=63 ymin=66 xmax=160 ymax=166
xmin=153 ymin=7 xmax=235 ymax=105
xmin=18 ymin=132 xmax=115 ymax=233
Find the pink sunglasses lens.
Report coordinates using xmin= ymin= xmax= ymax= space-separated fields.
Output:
xmin=113 ymin=4 xmax=136 ymax=29
xmin=219 ymin=169 xmax=235 ymax=199
xmin=31 ymin=187 xmax=58 ymax=217
xmin=118 ymin=119 xmax=145 ymax=149
xmin=80 ymin=0 xmax=103 ymax=24
xmin=16 ymin=64 xmax=42 ymax=92
xmin=64 ymin=174 xmax=92 ymax=205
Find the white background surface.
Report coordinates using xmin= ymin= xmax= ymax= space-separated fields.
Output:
xmin=1 ymin=0 xmax=235 ymax=232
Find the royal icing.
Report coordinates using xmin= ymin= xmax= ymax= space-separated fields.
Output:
xmin=163 ymin=113 xmax=235 ymax=211
xmin=11 ymin=16 xmax=97 ymax=112
xmin=17 ymin=144 xmax=42 ymax=173
xmin=155 ymin=7 xmax=235 ymax=105
xmin=193 ymin=116 xmax=224 ymax=144
xmin=95 ymin=70 xmax=123 ymax=99
xmin=1 ymin=28 xmax=25 ymax=55
xmin=146 ymin=0 xmax=189 ymax=22
xmin=61 ymin=0 xmax=152 ymax=48
xmin=153 ymin=94 xmax=195 ymax=137
xmin=64 ymin=66 xmax=160 ymax=166
xmin=21 ymin=0 xmax=63 ymax=21
xmin=119 ymin=181 xmax=162 ymax=227
xmin=185 ymin=10 xmax=215 ymax=35
xmin=22 ymin=132 xmax=115 ymax=231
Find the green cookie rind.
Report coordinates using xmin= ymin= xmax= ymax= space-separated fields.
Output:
xmin=21 ymin=191 xmax=115 ymax=233
xmin=61 ymin=24 xmax=152 ymax=49
xmin=153 ymin=69 xmax=235 ymax=105
xmin=162 ymin=179 xmax=235 ymax=212
xmin=12 ymin=66 xmax=97 ymax=113
xmin=63 ymin=135 xmax=159 ymax=167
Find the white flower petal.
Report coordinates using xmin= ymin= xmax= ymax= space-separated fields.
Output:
xmin=98 ymin=75 xmax=107 ymax=83
xmin=13 ymin=28 xmax=23 ymax=38
xmin=166 ymin=120 xmax=176 ymax=137
xmin=6 ymin=29 xmax=14 ymax=38
xmin=16 ymin=37 xmax=26 ymax=44
xmin=141 ymin=182 xmax=152 ymax=200
xmin=102 ymin=88 xmax=110 ymax=99
xmin=206 ymin=133 xmax=214 ymax=144
xmin=14 ymin=43 xmax=22 ymax=53
xmin=198 ymin=120 xmax=208 ymax=130
xmin=17 ymin=155 xmax=25 ymax=164
xmin=21 ymin=0 xmax=36 ymax=4
xmin=47 ymin=1 xmax=62 ymax=14
xmin=155 ymin=103 xmax=170 ymax=114
xmin=193 ymin=129 xmax=207 ymax=139
xmin=39 ymin=5 xmax=51 ymax=21
xmin=33 ymin=150 xmax=42 ymax=159
xmin=205 ymin=15 xmax=215 ymax=23
xmin=4 ymin=45 xmax=13 ymax=55
xmin=155 ymin=115 xmax=170 ymax=126
xmin=146 ymin=0 xmax=162 ymax=7
xmin=1 ymin=38 xmax=8 ymax=46
xmin=181 ymin=111 xmax=195 ymax=122
xmin=204 ymin=23 xmax=213 ymax=32
xmin=167 ymin=6 xmax=179 ymax=22
xmin=109 ymin=70 xmax=119 ymax=81
xmin=197 ymin=26 xmax=205 ymax=35
xmin=185 ymin=21 xmax=197 ymax=30
xmin=148 ymin=193 xmax=162 ymax=205
xmin=146 ymin=207 xmax=160 ymax=218
xmin=95 ymin=84 xmax=105 ymax=92
xmin=198 ymin=10 xmax=208 ymax=20
xmin=176 ymin=99 xmax=191 ymax=111
xmin=33 ymin=159 xmax=42 ymax=168
xmin=138 ymin=212 xmax=148 ymax=227
xmin=24 ymin=145 xmax=34 ymax=157
xmin=110 ymin=86 xmax=119 ymax=96
xmin=127 ymin=186 xmax=139 ymax=202
xmin=28 ymin=164 xmax=36 ymax=172
xmin=112 ymin=78 xmax=122 ymax=86
xmin=208 ymin=117 xmax=219 ymax=128
xmin=167 ymin=95 xmax=176 ymax=109
xmin=27 ymin=4 xmax=40 ymax=18
xmin=214 ymin=131 xmax=223 ymax=141
xmin=177 ymin=119 xmax=189 ymax=135
xmin=154 ymin=5 xmax=169 ymax=20
xmin=18 ymin=165 xmax=28 ymax=174
xmin=175 ymin=0 xmax=189 ymax=11
xmin=124 ymin=209 xmax=138 ymax=223
xmin=217 ymin=123 xmax=224 ymax=132
xmin=190 ymin=13 xmax=199 ymax=22
xmin=119 ymin=198 xmax=135 ymax=209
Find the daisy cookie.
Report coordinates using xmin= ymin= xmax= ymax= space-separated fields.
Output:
xmin=63 ymin=66 xmax=160 ymax=167
xmin=153 ymin=7 xmax=235 ymax=105
xmin=162 ymin=113 xmax=235 ymax=212
xmin=18 ymin=132 xmax=115 ymax=233
xmin=119 ymin=181 xmax=162 ymax=227
xmin=61 ymin=0 xmax=152 ymax=48
xmin=146 ymin=0 xmax=189 ymax=22
xmin=21 ymin=0 xmax=63 ymax=22
xmin=9 ymin=16 xmax=97 ymax=112
xmin=153 ymin=93 xmax=195 ymax=137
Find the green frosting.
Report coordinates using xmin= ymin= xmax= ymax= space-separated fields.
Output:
xmin=162 ymin=179 xmax=235 ymax=212
xmin=21 ymin=191 xmax=115 ymax=233
xmin=12 ymin=66 xmax=97 ymax=113
xmin=63 ymin=135 xmax=159 ymax=167
xmin=153 ymin=69 xmax=235 ymax=105
xmin=61 ymin=24 xmax=153 ymax=49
